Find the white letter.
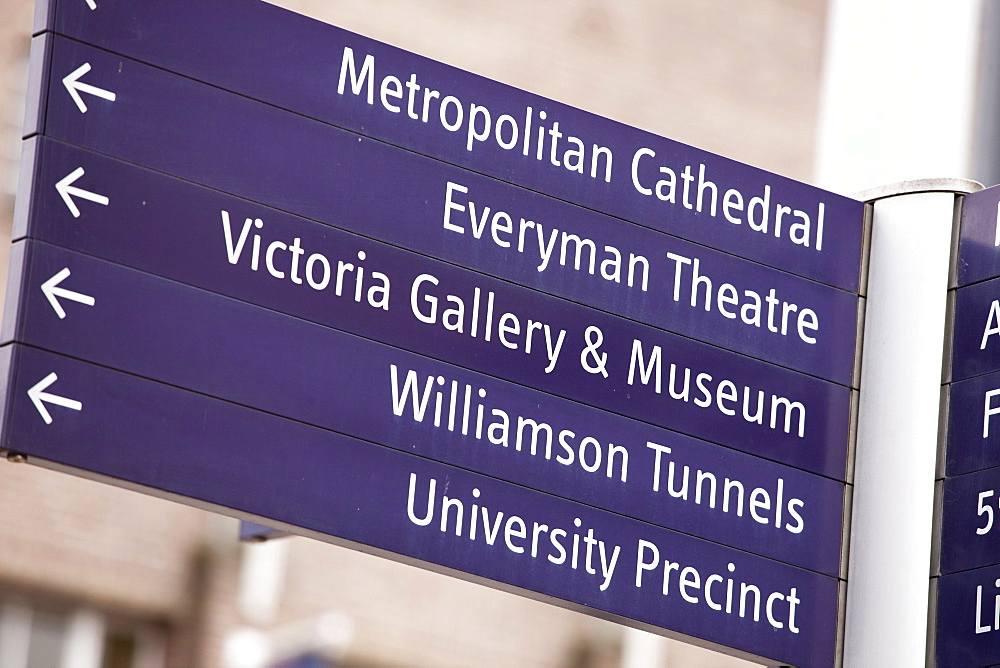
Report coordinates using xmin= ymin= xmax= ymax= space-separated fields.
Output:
xmin=628 ymin=339 xmax=662 ymax=393
xmin=995 ymin=200 xmax=1000 ymax=247
xmin=443 ymin=182 xmax=468 ymax=234
xmin=635 ymin=539 xmax=659 ymax=588
xmin=631 ymin=148 xmax=655 ymax=196
xmin=265 ymin=241 xmax=287 ymax=278
xmin=665 ymin=252 xmax=691 ymax=302
xmin=705 ymin=574 xmax=724 ymax=611
xmin=977 ymin=585 xmax=992 ymax=633
xmin=410 ymin=274 xmax=439 ymax=323
xmin=766 ymin=591 xmax=785 ymax=629
xmin=222 ymin=211 xmax=253 ymax=265
xmin=646 ymin=441 xmax=671 ymax=492
xmin=599 ymin=542 xmax=620 ymax=592
xmin=406 ymin=473 xmax=435 ymax=526
xmin=983 ymin=301 xmax=1000 ymax=350
xmin=389 ymin=365 xmax=435 ymax=420
xmin=467 ymin=103 xmax=492 ymax=151
xmin=985 ymin=389 xmax=1000 ymax=438
xmin=337 ymin=47 xmax=374 ymax=104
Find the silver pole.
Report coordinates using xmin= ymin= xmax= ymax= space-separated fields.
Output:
xmin=844 ymin=180 xmax=976 ymax=665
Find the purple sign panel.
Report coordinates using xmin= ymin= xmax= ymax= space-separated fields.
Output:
xmin=1 ymin=240 xmax=848 ymax=574
xmin=0 ymin=344 xmax=841 ymax=666
xmin=8 ymin=155 xmax=855 ymax=478
xmin=15 ymin=116 xmax=860 ymax=385
xmin=939 ymin=466 xmax=1000 ymax=574
xmin=35 ymin=0 xmax=866 ymax=293
xmin=936 ymin=564 xmax=1000 ymax=666
xmin=947 ymin=370 xmax=1000 ymax=477
xmin=951 ymin=276 xmax=1000 ymax=383
xmin=10 ymin=4 xmax=857 ymax=658
xmin=958 ymin=185 xmax=1000 ymax=287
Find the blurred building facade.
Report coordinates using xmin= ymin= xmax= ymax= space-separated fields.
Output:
xmin=0 ymin=0 xmax=974 ymax=666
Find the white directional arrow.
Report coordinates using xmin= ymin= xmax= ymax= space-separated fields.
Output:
xmin=28 ymin=372 xmax=82 ymax=425
xmin=86 ymin=0 xmax=97 ymax=9
xmin=62 ymin=62 xmax=116 ymax=113
xmin=55 ymin=167 xmax=108 ymax=218
xmin=41 ymin=268 xmax=96 ymax=319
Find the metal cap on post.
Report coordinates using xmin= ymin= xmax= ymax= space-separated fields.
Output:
xmin=844 ymin=179 xmax=979 ymax=666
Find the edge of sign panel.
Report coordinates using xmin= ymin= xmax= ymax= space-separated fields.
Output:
xmin=41 ymin=0 xmax=866 ymax=293
xmin=958 ymin=185 xmax=1000 ymax=288
xmin=0 ymin=343 xmax=841 ymax=666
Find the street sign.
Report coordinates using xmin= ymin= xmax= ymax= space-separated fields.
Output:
xmin=935 ymin=563 xmax=1000 ymax=665
xmin=2 ymin=1 xmax=866 ymax=662
xmin=958 ymin=184 xmax=1000 ymax=287
xmin=0 ymin=343 xmax=841 ymax=666
xmin=939 ymin=465 xmax=1000 ymax=574
xmin=35 ymin=0 xmax=867 ymax=293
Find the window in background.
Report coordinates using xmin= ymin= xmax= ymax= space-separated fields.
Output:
xmin=0 ymin=594 xmax=167 ymax=668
